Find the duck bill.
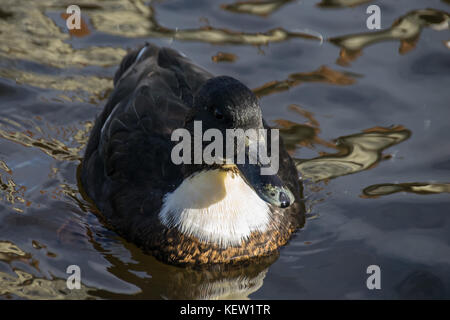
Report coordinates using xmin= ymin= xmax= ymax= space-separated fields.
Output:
xmin=236 ymin=161 xmax=295 ymax=209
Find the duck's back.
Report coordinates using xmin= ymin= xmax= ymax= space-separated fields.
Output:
xmin=81 ymin=43 xmax=212 ymax=228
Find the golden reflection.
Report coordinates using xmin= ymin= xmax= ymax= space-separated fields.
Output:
xmin=0 ymin=69 xmax=113 ymax=102
xmin=362 ymin=182 xmax=450 ymax=198
xmin=221 ymin=0 xmax=294 ymax=17
xmin=0 ymin=119 xmax=92 ymax=214
xmin=0 ymin=120 xmax=92 ymax=162
xmin=253 ymin=66 xmax=358 ymax=98
xmin=0 ymin=241 xmax=93 ymax=299
xmin=57 ymin=182 xmax=94 ymax=213
xmin=277 ymin=104 xmax=338 ymax=152
xmin=0 ymin=0 xmax=318 ymax=96
xmin=295 ymin=126 xmax=411 ymax=182
xmin=329 ymin=9 xmax=450 ymax=66
xmin=0 ymin=160 xmax=26 ymax=212
xmin=317 ymin=0 xmax=373 ymax=8
xmin=0 ymin=241 xmax=27 ymax=259
xmin=84 ymin=0 xmax=319 ymax=43
xmin=0 ymin=0 xmax=124 ymax=101
xmin=0 ymin=0 xmax=126 ymax=68
xmin=0 ymin=270 xmax=94 ymax=299
xmin=0 ymin=160 xmax=11 ymax=174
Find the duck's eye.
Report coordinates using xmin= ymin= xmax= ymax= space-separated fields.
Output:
xmin=214 ymin=109 xmax=224 ymax=120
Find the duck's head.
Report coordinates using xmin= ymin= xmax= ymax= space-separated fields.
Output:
xmin=182 ymin=76 xmax=295 ymax=209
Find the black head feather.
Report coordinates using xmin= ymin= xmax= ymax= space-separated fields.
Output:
xmin=190 ymin=76 xmax=263 ymax=130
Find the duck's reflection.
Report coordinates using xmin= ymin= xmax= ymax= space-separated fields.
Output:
xmin=193 ymin=269 xmax=268 ymax=300
xmin=395 ymin=270 xmax=446 ymax=299
xmin=164 ymin=257 xmax=275 ymax=300
xmin=86 ymin=229 xmax=279 ymax=299
xmin=329 ymin=9 xmax=450 ymax=66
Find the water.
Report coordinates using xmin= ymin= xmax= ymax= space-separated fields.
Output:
xmin=0 ymin=0 xmax=449 ymax=299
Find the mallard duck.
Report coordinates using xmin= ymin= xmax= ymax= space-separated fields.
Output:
xmin=80 ymin=43 xmax=304 ymax=265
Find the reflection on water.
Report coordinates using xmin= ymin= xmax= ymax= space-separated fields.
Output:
xmin=330 ymin=9 xmax=450 ymax=66
xmin=221 ymin=0 xmax=294 ymax=17
xmin=0 ymin=0 xmax=319 ymax=101
xmin=253 ymin=66 xmax=358 ymax=98
xmin=0 ymin=160 xmax=26 ymax=213
xmin=317 ymin=0 xmax=373 ymax=8
xmin=0 ymin=69 xmax=112 ymax=102
xmin=0 ymin=0 xmax=125 ymax=68
xmin=277 ymin=109 xmax=450 ymax=199
xmin=0 ymin=119 xmax=92 ymax=162
xmin=295 ymin=126 xmax=411 ymax=182
xmin=362 ymin=182 xmax=450 ymax=198
xmin=82 ymin=0 xmax=319 ymax=42
xmin=0 ymin=241 xmax=93 ymax=299
xmin=195 ymin=271 xmax=267 ymax=300
xmin=278 ymin=104 xmax=338 ymax=152
xmin=0 ymin=118 xmax=92 ymax=213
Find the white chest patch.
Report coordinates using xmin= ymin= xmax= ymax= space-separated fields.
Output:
xmin=158 ymin=170 xmax=271 ymax=248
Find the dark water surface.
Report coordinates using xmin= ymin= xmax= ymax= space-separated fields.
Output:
xmin=0 ymin=0 xmax=449 ymax=299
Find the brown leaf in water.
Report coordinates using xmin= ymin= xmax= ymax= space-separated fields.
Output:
xmin=336 ymin=49 xmax=362 ymax=67
xmin=60 ymin=13 xmax=90 ymax=37
xmin=399 ymin=36 xmax=420 ymax=55
xmin=212 ymin=52 xmax=238 ymax=63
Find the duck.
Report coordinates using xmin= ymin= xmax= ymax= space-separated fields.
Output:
xmin=80 ymin=43 xmax=305 ymax=266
